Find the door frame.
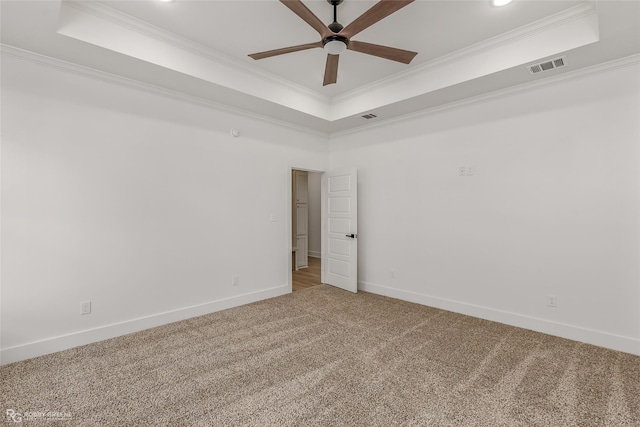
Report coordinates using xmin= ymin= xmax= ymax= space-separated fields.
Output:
xmin=288 ymin=167 xmax=325 ymax=291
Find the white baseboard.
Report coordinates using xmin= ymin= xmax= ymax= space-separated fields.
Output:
xmin=1 ymin=285 xmax=290 ymax=365
xmin=359 ymin=281 xmax=640 ymax=356
xmin=308 ymin=251 xmax=321 ymax=259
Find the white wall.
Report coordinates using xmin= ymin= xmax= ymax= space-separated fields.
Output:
xmin=330 ymin=61 xmax=640 ymax=355
xmin=2 ymin=50 xmax=638 ymax=363
xmin=307 ymin=172 xmax=322 ymax=258
xmin=0 ymin=54 xmax=328 ymax=363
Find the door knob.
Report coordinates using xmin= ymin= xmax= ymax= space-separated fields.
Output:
xmin=346 ymin=234 xmax=355 ymax=238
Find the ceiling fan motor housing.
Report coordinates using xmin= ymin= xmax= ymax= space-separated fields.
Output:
xmin=328 ymin=21 xmax=344 ymax=33
xmin=323 ymin=35 xmax=349 ymax=46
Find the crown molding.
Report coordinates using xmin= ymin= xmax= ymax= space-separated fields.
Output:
xmin=4 ymin=47 xmax=636 ymax=140
xmin=0 ymin=44 xmax=329 ymax=138
xmin=330 ymin=54 xmax=640 ymax=138
xmin=61 ymin=0 xmax=330 ymax=105
xmin=331 ymin=2 xmax=598 ymax=104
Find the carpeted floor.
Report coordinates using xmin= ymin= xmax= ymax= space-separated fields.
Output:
xmin=2 ymin=285 xmax=639 ymax=426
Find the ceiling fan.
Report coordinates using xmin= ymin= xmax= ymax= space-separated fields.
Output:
xmin=248 ymin=0 xmax=418 ymax=86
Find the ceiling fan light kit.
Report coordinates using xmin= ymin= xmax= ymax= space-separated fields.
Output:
xmin=323 ymin=35 xmax=348 ymax=55
xmin=491 ymin=0 xmax=513 ymax=7
xmin=248 ymin=0 xmax=418 ymax=86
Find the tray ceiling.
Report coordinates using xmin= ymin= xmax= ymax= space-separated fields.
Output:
xmin=2 ymin=1 xmax=639 ymax=133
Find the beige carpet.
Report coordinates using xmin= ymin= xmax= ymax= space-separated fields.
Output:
xmin=2 ymin=285 xmax=639 ymax=426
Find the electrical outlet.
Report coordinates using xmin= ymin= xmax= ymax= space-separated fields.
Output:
xmin=547 ymin=295 xmax=558 ymax=308
xmin=459 ymin=166 xmax=467 ymax=176
xmin=81 ymin=301 xmax=92 ymax=315
xmin=390 ymin=270 xmax=396 ymax=279
xmin=232 ymin=276 xmax=240 ymax=286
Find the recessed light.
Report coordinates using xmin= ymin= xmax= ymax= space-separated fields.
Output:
xmin=491 ymin=0 xmax=513 ymax=6
xmin=158 ymin=0 xmax=174 ymax=3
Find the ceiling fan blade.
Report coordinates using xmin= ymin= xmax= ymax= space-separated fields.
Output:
xmin=249 ymin=41 xmax=322 ymax=60
xmin=340 ymin=0 xmax=414 ymax=39
xmin=347 ymin=40 xmax=417 ymax=64
xmin=280 ymin=0 xmax=331 ymax=39
xmin=323 ymin=54 xmax=339 ymax=86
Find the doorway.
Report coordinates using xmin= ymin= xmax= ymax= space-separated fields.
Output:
xmin=291 ymin=169 xmax=323 ymax=292
xmin=292 ymin=257 xmax=321 ymax=291
xmin=289 ymin=167 xmax=358 ymax=293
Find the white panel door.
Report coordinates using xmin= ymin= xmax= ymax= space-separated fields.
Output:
xmin=295 ymin=171 xmax=308 ymax=203
xmin=296 ymin=203 xmax=308 ymax=269
xmin=296 ymin=236 xmax=308 ymax=269
xmin=322 ymin=168 xmax=357 ymax=293
xmin=296 ymin=204 xmax=308 ymax=236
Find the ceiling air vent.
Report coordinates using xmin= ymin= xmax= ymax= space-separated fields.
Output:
xmin=361 ymin=113 xmax=378 ymax=120
xmin=527 ymin=56 xmax=567 ymax=75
